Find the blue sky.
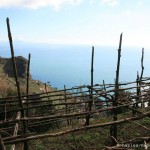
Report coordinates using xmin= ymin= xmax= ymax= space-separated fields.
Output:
xmin=0 ymin=0 xmax=150 ymax=47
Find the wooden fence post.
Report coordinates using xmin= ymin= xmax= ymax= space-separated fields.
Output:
xmin=64 ymin=85 xmax=70 ymax=125
xmin=44 ymin=83 xmax=50 ymax=101
xmin=140 ymin=48 xmax=144 ymax=81
xmin=85 ymin=46 xmax=94 ymax=126
xmin=112 ymin=33 xmax=122 ymax=145
xmin=10 ymin=112 xmax=21 ymax=150
xmin=140 ymin=48 xmax=144 ymax=108
xmin=26 ymin=53 xmax=31 ymax=127
xmin=26 ymin=53 xmax=31 ymax=96
xmin=136 ymin=72 xmax=140 ymax=108
xmin=103 ymin=80 xmax=109 ymax=116
xmin=6 ymin=17 xmax=28 ymax=150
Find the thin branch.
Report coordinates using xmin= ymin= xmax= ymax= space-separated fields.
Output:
xmin=3 ymin=111 xmax=150 ymax=144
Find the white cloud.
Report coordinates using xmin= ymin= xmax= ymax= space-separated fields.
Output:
xmin=0 ymin=0 xmax=21 ymax=8
xmin=101 ymin=0 xmax=118 ymax=6
xmin=0 ymin=0 xmax=83 ymax=10
xmin=0 ymin=0 xmax=119 ymax=10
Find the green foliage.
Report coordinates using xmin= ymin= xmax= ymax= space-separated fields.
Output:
xmin=35 ymin=144 xmax=46 ymax=150
xmin=140 ymin=117 xmax=150 ymax=125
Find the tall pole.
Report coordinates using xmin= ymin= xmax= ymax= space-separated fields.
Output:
xmin=140 ymin=48 xmax=144 ymax=108
xmin=6 ymin=17 xmax=28 ymax=150
xmin=26 ymin=53 xmax=31 ymax=96
xmin=113 ymin=33 xmax=122 ymax=145
xmin=115 ymin=33 xmax=122 ymax=86
xmin=91 ymin=46 xmax=94 ymax=94
xmin=85 ymin=46 xmax=94 ymax=126
xmin=26 ymin=53 xmax=31 ymax=127
xmin=140 ymin=48 xmax=144 ymax=81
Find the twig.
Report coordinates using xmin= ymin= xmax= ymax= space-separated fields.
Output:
xmin=129 ymin=120 xmax=150 ymax=131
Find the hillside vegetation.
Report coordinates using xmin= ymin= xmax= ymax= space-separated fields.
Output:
xmin=0 ymin=58 xmax=150 ymax=150
xmin=0 ymin=63 xmax=53 ymax=98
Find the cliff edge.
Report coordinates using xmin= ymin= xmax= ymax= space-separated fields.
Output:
xmin=0 ymin=56 xmax=28 ymax=78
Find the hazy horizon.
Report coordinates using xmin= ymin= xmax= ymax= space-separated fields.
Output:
xmin=0 ymin=44 xmax=149 ymax=89
xmin=0 ymin=0 xmax=150 ymax=48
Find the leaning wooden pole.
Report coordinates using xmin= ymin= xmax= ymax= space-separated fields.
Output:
xmin=10 ymin=112 xmax=21 ymax=150
xmin=6 ymin=17 xmax=28 ymax=150
xmin=91 ymin=46 xmax=94 ymax=94
xmin=26 ymin=53 xmax=31 ymax=96
xmin=113 ymin=33 xmax=122 ymax=145
xmin=26 ymin=53 xmax=31 ymax=125
xmin=115 ymin=33 xmax=122 ymax=89
xmin=140 ymin=48 xmax=144 ymax=108
xmin=85 ymin=46 xmax=94 ymax=126
xmin=140 ymin=48 xmax=144 ymax=81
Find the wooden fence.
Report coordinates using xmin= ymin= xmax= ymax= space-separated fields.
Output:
xmin=0 ymin=18 xmax=150 ymax=150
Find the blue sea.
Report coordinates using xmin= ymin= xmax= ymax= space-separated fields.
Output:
xmin=0 ymin=42 xmax=150 ymax=89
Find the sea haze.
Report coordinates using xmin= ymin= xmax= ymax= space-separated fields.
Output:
xmin=0 ymin=42 xmax=150 ymax=89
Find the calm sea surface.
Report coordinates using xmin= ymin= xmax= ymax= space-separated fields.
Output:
xmin=0 ymin=43 xmax=150 ymax=89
